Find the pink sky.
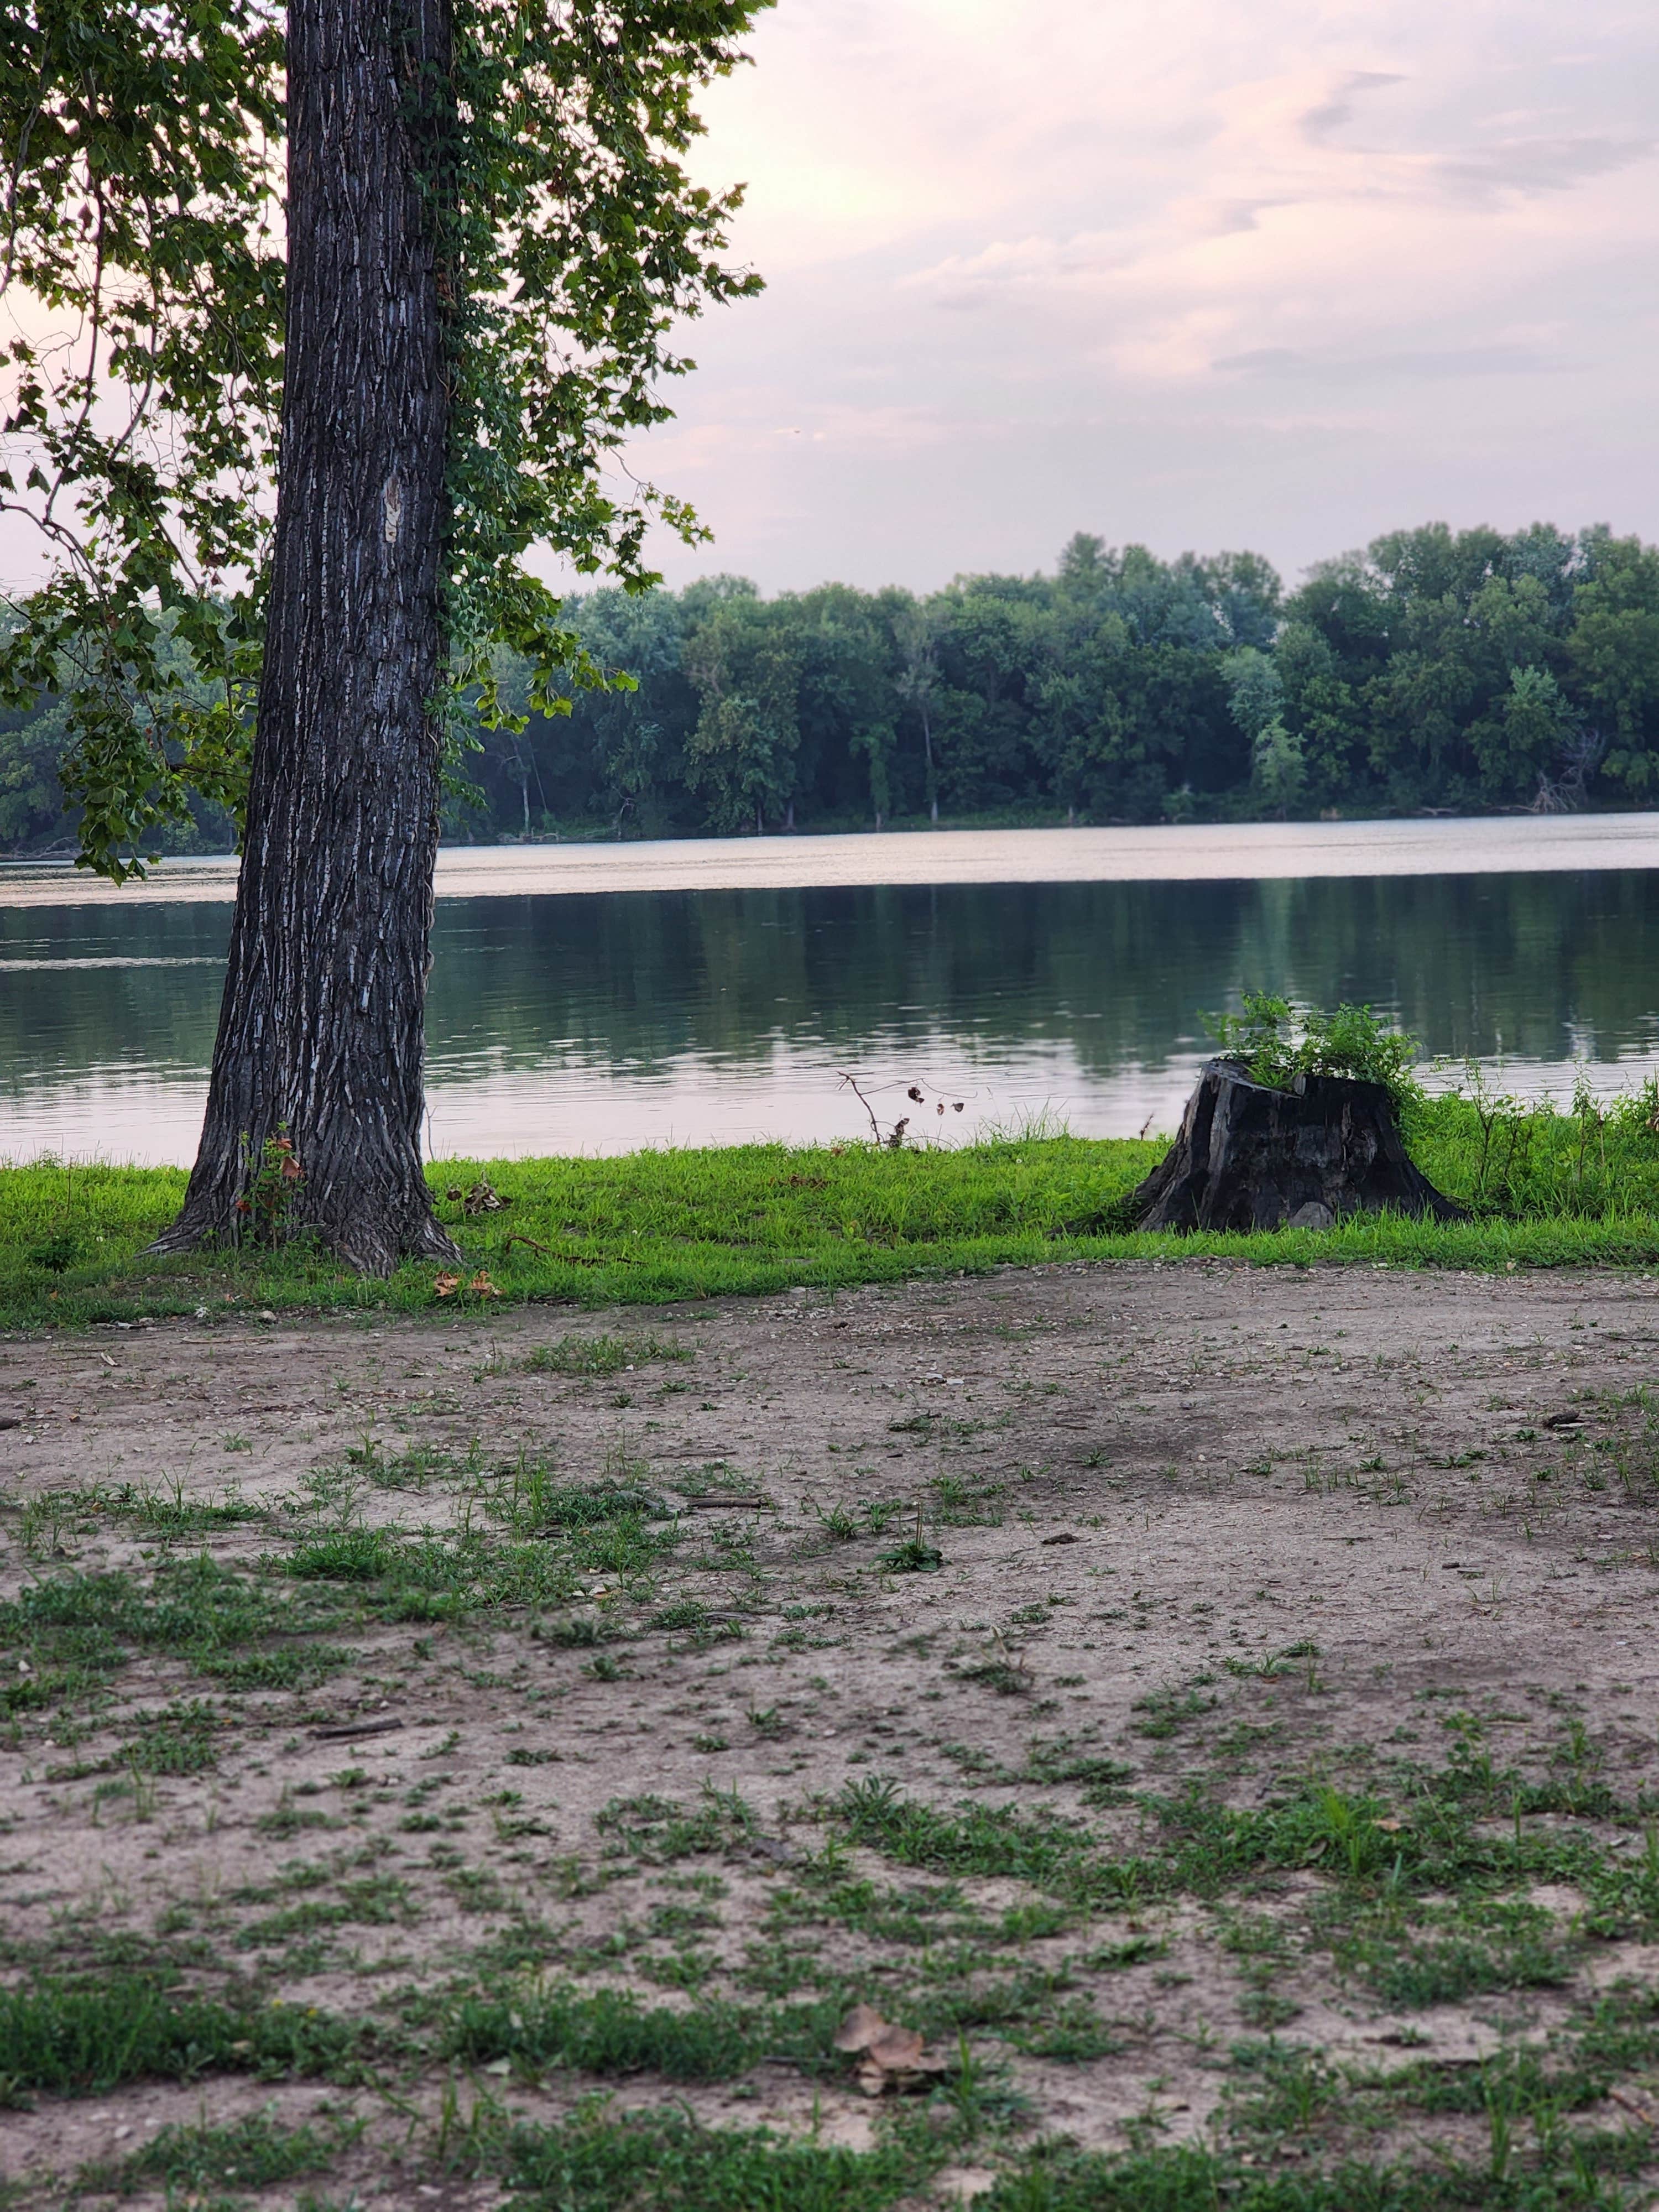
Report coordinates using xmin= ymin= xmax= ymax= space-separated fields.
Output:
xmin=622 ymin=0 xmax=1659 ymax=593
xmin=2 ymin=2 xmax=1654 ymax=604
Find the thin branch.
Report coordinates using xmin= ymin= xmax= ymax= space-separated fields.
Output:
xmin=836 ymin=1070 xmax=885 ymax=1146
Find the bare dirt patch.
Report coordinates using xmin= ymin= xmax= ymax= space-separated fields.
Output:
xmin=3 ymin=1259 xmax=1658 ymax=2206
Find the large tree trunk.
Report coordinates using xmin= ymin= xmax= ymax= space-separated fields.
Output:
xmin=155 ymin=0 xmax=459 ymax=1274
xmin=1133 ymin=1058 xmax=1468 ymax=1232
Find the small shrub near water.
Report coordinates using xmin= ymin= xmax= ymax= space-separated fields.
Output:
xmin=1203 ymin=989 xmax=1659 ymax=1219
xmin=1427 ymin=1064 xmax=1659 ymax=1217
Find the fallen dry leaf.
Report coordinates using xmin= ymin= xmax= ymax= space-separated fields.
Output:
xmin=855 ymin=2048 xmax=949 ymax=2095
xmin=867 ymin=2025 xmax=926 ymax=2070
xmin=833 ymin=2004 xmax=887 ymax=2054
xmin=835 ymin=2004 xmax=946 ymax=2094
xmin=1373 ymin=1817 xmax=1407 ymax=1833
xmin=433 ymin=1274 xmax=461 ymax=1298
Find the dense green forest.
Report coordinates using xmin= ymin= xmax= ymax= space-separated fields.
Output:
xmin=3 ymin=517 xmax=1657 ymax=853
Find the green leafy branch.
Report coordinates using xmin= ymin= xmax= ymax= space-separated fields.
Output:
xmin=0 ymin=0 xmax=769 ymax=875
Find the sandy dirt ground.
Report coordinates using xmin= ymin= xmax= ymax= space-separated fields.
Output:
xmin=3 ymin=1259 xmax=1658 ymax=2206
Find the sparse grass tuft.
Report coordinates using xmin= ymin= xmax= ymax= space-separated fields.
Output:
xmin=0 ymin=1559 xmax=349 ymax=1714
xmin=281 ymin=1511 xmax=676 ymax=1618
xmin=596 ymin=1786 xmax=757 ymax=1864
xmin=79 ymin=2108 xmax=354 ymax=2195
xmin=834 ymin=1777 xmax=1095 ymax=1895
xmin=519 ymin=1332 xmax=692 ymax=1375
xmin=496 ymin=2102 xmax=930 ymax=2209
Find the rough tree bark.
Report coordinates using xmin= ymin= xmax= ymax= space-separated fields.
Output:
xmin=154 ymin=0 xmax=460 ymax=1273
xmin=1132 ymin=1058 xmax=1468 ymax=1233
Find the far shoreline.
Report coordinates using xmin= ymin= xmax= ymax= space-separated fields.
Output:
xmin=2 ymin=808 xmax=1656 ymax=909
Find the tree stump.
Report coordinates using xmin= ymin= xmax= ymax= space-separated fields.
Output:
xmin=1131 ymin=1059 xmax=1468 ymax=1233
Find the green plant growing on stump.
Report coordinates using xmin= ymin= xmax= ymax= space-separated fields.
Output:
xmin=1206 ymin=992 xmax=1425 ymax=1112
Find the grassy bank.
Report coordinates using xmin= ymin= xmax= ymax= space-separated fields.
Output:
xmin=3 ymin=1089 xmax=1658 ymax=1328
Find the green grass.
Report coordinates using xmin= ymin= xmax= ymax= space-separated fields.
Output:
xmin=6 ymin=1097 xmax=1659 ymax=1327
xmin=493 ymin=2104 xmax=931 ymax=2211
xmin=12 ymin=1725 xmax=1659 ymax=2212
xmin=595 ymin=1785 xmax=758 ymax=1864
xmin=445 ymin=1984 xmax=840 ymax=2081
xmin=519 ymin=1331 xmax=691 ymax=1374
xmin=80 ymin=2109 xmax=354 ymax=2197
xmin=833 ymin=1777 xmax=1103 ymax=1896
xmin=280 ymin=1507 xmax=676 ymax=1618
xmin=0 ymin=1976 xmax=360 ymax=2098
xmin=979 ymin=2137 xmax=1648 ymax=2210
xmin=0 ymin=1558 xmax=351 ymax=1714
xmin=119 ymin=1699 xmax=224 ymax=1773
xmin=833 ymin=1744 xmax=1659 ymax=1962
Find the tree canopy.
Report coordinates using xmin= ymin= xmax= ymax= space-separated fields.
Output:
xmin=268 ymin=520 xmax=1659 ymax=841
xmin=7 ymin=505 xmax=1658 ymax=855
xmin=0 ymin=0 xmax=766 ymax=876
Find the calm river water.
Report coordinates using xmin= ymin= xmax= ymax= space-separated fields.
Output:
xmin=2 ymin=819 xmax=1657 ymax=1164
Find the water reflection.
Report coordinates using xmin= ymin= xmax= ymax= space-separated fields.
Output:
xmin=2 ymin=872 xmax=1656 ymax=1164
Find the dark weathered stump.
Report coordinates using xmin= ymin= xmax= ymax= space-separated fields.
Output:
xmin=1132 ymin=1058 xmax=1467 ymax=1232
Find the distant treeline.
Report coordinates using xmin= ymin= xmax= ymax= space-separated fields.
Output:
xmin=4 ymin=519 xmax=1657 ymax=852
